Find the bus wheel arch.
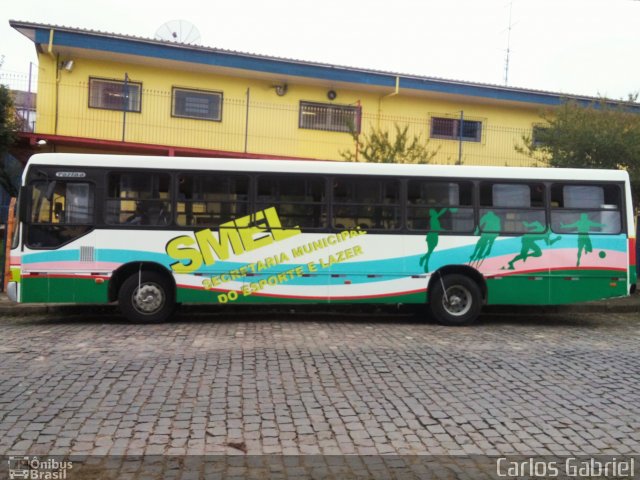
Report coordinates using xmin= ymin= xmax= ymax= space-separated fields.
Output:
xmin=427 ymin=266 xmax=486 ymax=326
xmin=110 ymin=262 xmax=177 ymax=323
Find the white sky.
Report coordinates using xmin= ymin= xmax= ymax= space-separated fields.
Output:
xmin=1 ymin=0 xmax=639 ymax=99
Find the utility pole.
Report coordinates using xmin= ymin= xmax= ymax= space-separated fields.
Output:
xmin=122 ymin=73 xmax=129 ymax=142
xmin=457 ymin=110 xmax=464 ymax=165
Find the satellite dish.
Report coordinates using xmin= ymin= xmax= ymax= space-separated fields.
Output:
xmin=154 ymin=20 xmax=201 ymax=44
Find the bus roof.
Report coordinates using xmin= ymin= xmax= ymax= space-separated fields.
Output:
xmin=26 ymin=153 xmax=630 ymax=183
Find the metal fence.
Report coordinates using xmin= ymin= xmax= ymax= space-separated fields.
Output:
xmin=2 ymin=71 xmax=37 ymax=133
xmin=2 ymin=73 xmax=544 ymax=166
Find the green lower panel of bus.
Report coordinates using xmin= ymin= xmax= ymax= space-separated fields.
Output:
xmin=486 ymin=269 xmax=628 ymax=305
xmin=21 ymin=276 xmax=109 ymax=303
xmin=20 ymin=276 xmax=426 ymax=305
xmin=486 ymin=275 xmax=550 ymax=305
xmin=548 ymin=269 xmax=628 ymax=304
xmin=20 ymin=269 xmax=629 ymax=307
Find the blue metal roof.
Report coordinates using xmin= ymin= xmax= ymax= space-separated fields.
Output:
xmin=10 ymin=20 xmax=640 ymax=111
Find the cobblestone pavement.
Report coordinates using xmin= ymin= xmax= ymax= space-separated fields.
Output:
xmin=0 ymin=308 xmax=639 ymax=461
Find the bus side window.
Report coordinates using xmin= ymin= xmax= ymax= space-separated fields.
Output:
xmin=256 ymin=175 xmax=326 ymax=229
xmin=177 ymin=173 xmax=249 ymax=227
xmin=332 ymin=177 xmax=400 ymax=231
xmin=106 ymin=172 xmax=172 ymax=226
xmin=479 ymin=182 xmax=546 ymax=234
xmin=66 ymin=183 xmax=94 ymax=224
xmin=550 ymin=184 xmax=622 ymax=234
xmin=30 ymin=181 xmax=94 ymax=225
xmin=406 ymin=180 xmax=474 ymax=233
xmin=26 ymin=181 xmax=95 ymax=248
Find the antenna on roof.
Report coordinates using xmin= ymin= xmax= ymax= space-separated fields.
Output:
xmin=503 ymin=0 xmax=514 ymax=86
xmin=154 ymin=20 xmax=201 ymax=44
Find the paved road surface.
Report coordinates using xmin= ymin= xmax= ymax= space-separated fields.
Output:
xmin=0 ymin=308 xmax=638 ymax=477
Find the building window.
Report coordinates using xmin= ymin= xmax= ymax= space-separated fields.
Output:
xmin=172 ymin=87 xmax=223 ymax=121
xmin=299 ymin=101 xmax=361 ymax=133
xmin=430 ymin=117 xmax=482 ymax=142
xmin=88 ymin=77 xmax=142 ymax=112
xmin=532 ymin=125 xmax=550 ymax=147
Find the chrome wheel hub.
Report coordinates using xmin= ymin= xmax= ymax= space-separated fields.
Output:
xmin=442 ymin=285 xmax=472 ymax=317
xmin=133 ymin=283 xmax=164 ymax=314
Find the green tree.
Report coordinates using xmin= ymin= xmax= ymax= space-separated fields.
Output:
xmin=0 ymin=84 xmax=20 ymax=196
xmin=0 ymin=85 xmax=19 ymax=153
xmin=518 ymin=97 xmax=640 ymax=177
xmin=341 ymin=123 xmax=439 ymax=164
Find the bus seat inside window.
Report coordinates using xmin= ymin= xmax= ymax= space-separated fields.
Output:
xmin=564 ymin=185 xmax=604 ymax=208
xmin=493 ymin=184 xmax=530 ymax=208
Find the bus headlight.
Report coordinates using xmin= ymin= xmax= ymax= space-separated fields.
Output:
xmin=6 ymin=282 xmax=18 ymax=302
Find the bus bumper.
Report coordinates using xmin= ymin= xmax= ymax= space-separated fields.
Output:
xmin=6 ymin=281 xmax=18 ymax=302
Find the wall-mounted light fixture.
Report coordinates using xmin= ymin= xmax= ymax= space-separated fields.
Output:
xmin=273 ymin=84 xmax=288 ymax=96
xmin=61 ymin=60 xmax=74 ymax=72
xmin=36 ymin=139 xmax=47 ymax=146
xmin=327 ymin=90 xmax=337 ymax=100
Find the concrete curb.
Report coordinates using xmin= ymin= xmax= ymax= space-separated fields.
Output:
xmin=0 ymin=294 xmax=638 ymax=318
xmin=484 ymin=300 xmax=640 ymax=315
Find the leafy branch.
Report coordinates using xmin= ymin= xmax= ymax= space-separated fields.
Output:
xmin=341 ymin=123 xmax=439 ymax=164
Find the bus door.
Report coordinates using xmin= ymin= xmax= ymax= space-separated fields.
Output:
xmin=22 ymin=175 xmax=97 ymax=302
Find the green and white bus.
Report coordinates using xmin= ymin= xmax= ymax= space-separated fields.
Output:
xmin=7 ymin=153 xmax=637 ymax=325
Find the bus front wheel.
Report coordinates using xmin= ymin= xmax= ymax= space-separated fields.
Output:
xmin=118 ymin=271 xmax=175 ymax=323
xmin=429 ymin=274 xmax=482 ymax=326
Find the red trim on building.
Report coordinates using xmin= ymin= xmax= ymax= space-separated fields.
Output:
xmin=20 ymin=132 xmax=317 ymax=161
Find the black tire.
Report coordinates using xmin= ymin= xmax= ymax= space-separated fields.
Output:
xmin=429 ymin=274 xmax=482 ymax=326
xmin=118 ymin=271 xmax=175 ymax=323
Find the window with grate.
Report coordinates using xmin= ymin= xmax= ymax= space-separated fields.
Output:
xmin=430 ymin=117 xmax=482 ymax=142
xmin=299 ymin=101 xmax=361 ymax=133
xmin=89 ymin=78 xmax=141 ymax=112
xmin=532 ymin=125 xmax=550 ymax=147
xmin=172 ymin=88 xmax=223 ymax=121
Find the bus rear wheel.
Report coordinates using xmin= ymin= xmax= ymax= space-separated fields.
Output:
xmin=429 ymin=274 xmax=482 ymax=326
xmin=118 ymin=271 xmax=175 ymax=323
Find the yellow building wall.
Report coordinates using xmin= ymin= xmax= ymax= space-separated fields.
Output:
xmin=34 ymin=55 xmax=58 ymax=135
xmin=35 ymin=54 xmax=544 ymax=166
